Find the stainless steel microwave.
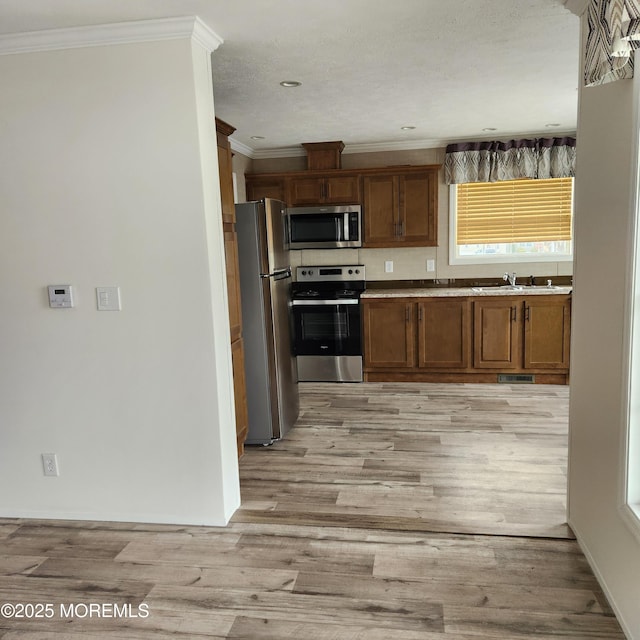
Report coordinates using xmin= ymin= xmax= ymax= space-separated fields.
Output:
xmin=287 ymin=205 xmax=362 ymax=250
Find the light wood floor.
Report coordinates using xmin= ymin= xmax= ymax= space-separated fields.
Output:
xmin=0 ymin=382 xmax=626 ymax=638
xmin=238 ymin=382 xmax=572 ymax=539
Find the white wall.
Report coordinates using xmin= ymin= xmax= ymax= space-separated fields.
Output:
xmin=0 ymin=27 xmax=240 ymax=525
xmin=568 ymin=46 xmax=640 ymax=640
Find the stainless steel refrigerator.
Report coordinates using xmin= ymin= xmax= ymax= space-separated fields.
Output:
xmin=235 ymin=198 xmax=299 ymax=445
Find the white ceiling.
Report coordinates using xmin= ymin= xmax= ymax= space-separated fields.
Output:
xmin=0 ymin=0 xmax=580 ymax=157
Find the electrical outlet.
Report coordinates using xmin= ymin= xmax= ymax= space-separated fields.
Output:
xmin=427 ymin=259 xmax=435 ymax=272
xmin=42 ymin=453 xmax=59 ymax=477
xmin=384 ymin=260 xmax=394 ymax=273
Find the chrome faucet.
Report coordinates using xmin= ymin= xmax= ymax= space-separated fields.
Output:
xmin=503 ymin=272 xmax=517 ymax=287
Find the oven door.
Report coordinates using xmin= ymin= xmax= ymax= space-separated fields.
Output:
xmin=291 ymin=299 xmax=361 ymax=356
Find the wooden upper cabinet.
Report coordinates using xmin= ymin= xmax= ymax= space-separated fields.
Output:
xmin=288 ymin=174 xmax=360 ymax=206
xmin=401 ymin=171 xmax=437 ymax=244
xmin=524 ymin=296 xmax=571 ymax=370
xmin=302 ymin=141 xmax=345 ymax=170
xmin=215 ymin=118 xmax=236 ymax=225
xmin=245 ymin=176 xmax=287 ymax=203
xmin=362 ymin=168 xmax=438 ymax=247
xmin=362 ymin=299 xmax=416 ymax=368
xmin=362 ymin=174 xmax=397 ymax=243
xmin=417 ymin=298 xmax=471 ymax=369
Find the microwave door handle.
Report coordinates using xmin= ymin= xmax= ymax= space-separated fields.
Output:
xmin=335 ymin=216 xmax=342 ymax=241
xmin=343 ymin=214 xmax=349 ymax=241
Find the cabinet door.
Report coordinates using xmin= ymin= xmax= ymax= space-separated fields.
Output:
xmin=231 ymin=337 xmax=249 ymax=458
xmin=418 ymin=298 xmax=471 ymax=369
xmin=473 ymin=298 xmax=521 ymax=369
xmin=524 ymin=296 xmax=571 ymax=370
xmin=288 ymin=177 xmax=324 ymax=205
xmin=362 ymin=174 xmax=398 ymax=246
xmin=399 ymin=170 xmax=437 ymax=246
xmin=217 ymin=140 xmax=235 ymax=224
xmin=224 ymin=228 xmax=243 ymax=343
xmin=363 ymin=299 xmax=415 ymax=368
xmin=246 ymin=177 xmax=287 ymax=203
xmin=324 ymin=175 xmax=360 ymax=204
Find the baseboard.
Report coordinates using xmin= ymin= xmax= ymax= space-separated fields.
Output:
xmin=568 ymin=518 xmax=635 ymax=640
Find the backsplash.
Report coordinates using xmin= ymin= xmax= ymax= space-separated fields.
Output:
xmin=290 ymin=246 xmax=572 ymax=283
xmin=290 ymin=247 xmax=437 ymax=280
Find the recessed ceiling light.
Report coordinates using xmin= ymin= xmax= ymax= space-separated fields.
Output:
xmin=545 ymin=123 xmax=561 ymax=127
xmin=401 ymin=126 xmax=416 ymax=130
xmin=280 ymin=80 xmax=302 ymax=87
xmin=250 ymin=135 xmax=265 ymax=140
xmin=482 ymin=127 xmax=497 ymax=132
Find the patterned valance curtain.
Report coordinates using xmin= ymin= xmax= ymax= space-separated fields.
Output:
xmin=444 ymin=137 xmax=577 ymax=185
xmin=585 ymin=0 xmax=640 ymax=85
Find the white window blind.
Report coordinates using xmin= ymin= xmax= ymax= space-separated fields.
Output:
xmin=456 ymin=178 xmax=573 ymax=245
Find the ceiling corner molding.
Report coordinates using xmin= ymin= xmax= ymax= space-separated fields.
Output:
xmin=0 ymin=16 xmax=223 ymax=56
xmin=229 ymin=138 xmax=255 ymax=159
xmin=191 ymin=17 xmax=224 ymax=52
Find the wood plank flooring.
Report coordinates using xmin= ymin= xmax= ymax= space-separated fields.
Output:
xmin=0 ymin=382 xmax=626 ymax=638
xmin=237 ymin=382 xmax=572 ymax=538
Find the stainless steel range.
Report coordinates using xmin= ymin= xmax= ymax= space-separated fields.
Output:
xmin=291 ymin=265 xmax=365 ymax=382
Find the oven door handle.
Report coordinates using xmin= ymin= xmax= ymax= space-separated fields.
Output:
xmin=291 ymin=299 xmax=360 ymax=306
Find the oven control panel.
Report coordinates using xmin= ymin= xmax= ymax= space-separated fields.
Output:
xmin=296 ymin=265 xmax=365 ymax=282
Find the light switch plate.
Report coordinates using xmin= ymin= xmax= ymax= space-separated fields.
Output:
xmin=427 ymin=259 xmax=435 ymax=272
xmin=48 ymin=285 xmax=74 ymax=308
xmin=384 ymin=260 xmax=394 ymax=273
xmin=96 ymin=287 xmax=121 ymax=311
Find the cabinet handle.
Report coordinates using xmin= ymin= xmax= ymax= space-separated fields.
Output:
xmin=418 ymin=306 xmax=423 ymax=322
xmin=405 ymin=306 xmax=410 ymax=322
xmin=511 ymin=306 xmax=517 ymax=322
xmin=525 ymin=304 xmax=530 ymax=321
xmin=399 ymin=219 xmax=404 ymax=237
xmin=394 ymin=222 xmax=399 ymax=237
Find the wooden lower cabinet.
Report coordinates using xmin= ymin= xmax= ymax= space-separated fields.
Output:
xmin=363 ymin=294 xmax=570 ymax=384
xmin=473 ymin=298 xmax=520 ymax=369
xmin=230 ymin=338 xmax=249 ymax=456
xmin=418 ymin=298 xmax=471 ymax=369
xmin=524 ymin=297 xmax=571 ymax=369
xmin=363 ymin=297 xmax=469 ymax=372
xmin=362 ymin=299 xmax=415 ymax=368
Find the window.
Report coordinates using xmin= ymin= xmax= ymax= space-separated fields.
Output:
xmin=449 ymin=177 xmax=574 ymax=264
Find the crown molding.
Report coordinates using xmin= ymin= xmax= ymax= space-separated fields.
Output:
xmin=343 ymin=139 xmax=450 ymax=154
xmin=229 ymin=138 xmax=256 ymax=159
xmin=233 ymin=131 xmax=577 ymax=160
xmin=0 ymin=16 xmax=223 ymax=56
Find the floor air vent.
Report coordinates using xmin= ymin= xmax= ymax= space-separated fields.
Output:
xmin=498 ymin=374 xmax=535 ymax=384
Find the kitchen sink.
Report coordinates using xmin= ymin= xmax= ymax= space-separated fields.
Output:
xmin=471 ymin=284 xmax=560 ymax=292
xmin=471 ymin=285 xmax=523 ymax=292
xmin=523 ymin=284 xmax=560 ymax=289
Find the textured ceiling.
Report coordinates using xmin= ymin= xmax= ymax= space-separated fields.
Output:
xmin=0 ymin=0 xmax=580 ymax=156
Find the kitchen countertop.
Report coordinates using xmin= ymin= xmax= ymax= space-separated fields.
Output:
xmin=362 ymin=286 xmax=573 ymax=298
